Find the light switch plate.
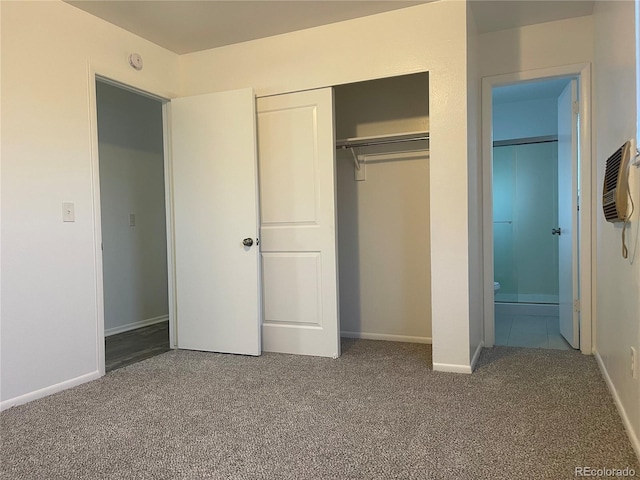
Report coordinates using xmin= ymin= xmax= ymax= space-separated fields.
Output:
xmin=62 ymin=202 xmax=75 ymax=222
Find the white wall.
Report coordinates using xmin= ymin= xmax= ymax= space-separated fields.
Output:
xmin=0 ymin=0 xmax=179 ymax=406
xmin=593 ymin=0 xmax=640 ymax=457
xmin=479 ymin=16 xmax=594 ymax=78
xmin=180 ymin=1 xmax=476 ymax=371
xmin=96 ymin=82 xmax=168 ymax=335
xmin=334 ymin=74 xmax=430 ymax=138
xmin=334 ymin=75 xmax=431 ymax=342
xmin=493 ymin=97 xmax=558 ymax=141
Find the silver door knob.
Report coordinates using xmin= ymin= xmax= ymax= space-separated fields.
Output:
xmin=551 ymin=228 xmax=562 ymax=236
xmin=242 ymin=238 xmax=254 ymax=247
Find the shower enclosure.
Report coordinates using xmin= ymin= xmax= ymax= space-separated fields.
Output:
xmin=493 ymin=140 xmax=559 ymax=304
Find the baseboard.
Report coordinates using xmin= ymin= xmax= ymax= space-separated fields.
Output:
xmin=105 ymin=315 xmax=169 ymax=337
xmin=595 ymin=351 xmax=640 ymax=461
xmin=0 ymin=370 xmax=102 ymax=412
xmin=432 ymin=362 xmax=473 ymax=374
xmin=340 ymin=331 xmax=432 ymax=344
xmin=470 ymin=341 xmax=484 ymax=372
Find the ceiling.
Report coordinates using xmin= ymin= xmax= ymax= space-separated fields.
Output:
xmin=66 ymin=1 xmax=429 ymax=54
xmin=469 ymin=1 xmax=594 ymax=35
xmin=66 ymin=0 xmax=596 ymax=55
xmin=493 ymin=77 xmax=572 ymax=105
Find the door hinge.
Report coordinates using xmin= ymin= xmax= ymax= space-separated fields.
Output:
xmin=572 ymin=101 xmax=580 ymax=115
xmin=573 ymin=299 xmax=580 ymax=312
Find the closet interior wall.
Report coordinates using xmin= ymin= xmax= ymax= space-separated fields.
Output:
xmin=335 ymin=73 xmax=432 ymax=343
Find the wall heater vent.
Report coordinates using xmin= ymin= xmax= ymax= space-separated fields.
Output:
xmin=602 ymin=141 xmax=631 ymax=223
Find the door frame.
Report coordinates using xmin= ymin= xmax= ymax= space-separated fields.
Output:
xmin=88 ymin=66 xmax=176 ymax=376
xmin=481 ymin=63 xmax=593 ymax=354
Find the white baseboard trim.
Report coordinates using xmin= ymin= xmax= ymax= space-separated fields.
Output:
xmin=340 ymin=331 xmax=432 ymax=344
xmin=595 ymin=351 xmax=640 ymax=461
xmin=470 ymin=341 xmax=484 ymax=372
xmin=432 ymin=362 xmax=473 ymax=374
xmin=1 ymin=370 xmax=102 ymax=412
xmin=105 ymin=314 xmax=169 ymax=337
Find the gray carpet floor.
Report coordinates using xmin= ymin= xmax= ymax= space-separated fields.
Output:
xmin=1 ymin=340 xmax=638 ymax=480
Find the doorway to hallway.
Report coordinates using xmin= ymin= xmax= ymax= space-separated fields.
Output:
xmin=95 ymin=80 xmax=170 ymax=371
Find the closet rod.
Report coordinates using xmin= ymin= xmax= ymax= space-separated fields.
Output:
xmin=493 ymin=135 xmax=558 ymax=147
xmin=336 ymin=132 xmax=429 ymax=150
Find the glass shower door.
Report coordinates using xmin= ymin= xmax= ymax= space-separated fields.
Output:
xmin=493 ymin=142 xmax=559 ymax=304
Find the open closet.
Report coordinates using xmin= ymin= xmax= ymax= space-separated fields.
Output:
xmin=170 ymin=72 xmax=431 ymax=360
xmin=334 ymin=73 xmax=431 ymax=344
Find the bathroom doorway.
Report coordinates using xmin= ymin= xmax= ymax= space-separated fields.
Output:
xmin=482 ymin=64 xmax=593 ymax=354
xmin=492 ymin=78 xmax=575 ymax=350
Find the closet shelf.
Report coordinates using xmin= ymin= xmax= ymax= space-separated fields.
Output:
xmin=336 ymin=131 xmax=429 ymax=150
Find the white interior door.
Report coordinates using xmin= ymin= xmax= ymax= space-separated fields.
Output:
xmin=557 ymin=79 xmax=579 ymax=349
xmin=257 ymin=88 xmax=340 ymax=358
xmin=171 ymin=88 xmax=261 ymax=355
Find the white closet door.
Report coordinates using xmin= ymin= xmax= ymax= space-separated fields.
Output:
xmin=171 ymin=88 xmax=261 ymax=355
xmin=257 ymin=88 xmax=340 ymax=358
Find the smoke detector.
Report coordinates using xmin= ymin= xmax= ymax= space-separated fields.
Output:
xmin=128 ymin=53 xmax=143 ymax=71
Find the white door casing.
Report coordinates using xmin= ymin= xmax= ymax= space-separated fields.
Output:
xmin=257 ymin=88 xmax=340 ymax=358
xmin=557 ymin=79 xmax=580 ymax=349
xmin=171 ymin=88 xmax=261 ymax=355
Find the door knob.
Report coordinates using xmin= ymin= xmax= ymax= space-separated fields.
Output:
xmin=242 ymin=238 xmax=254 ymax=247
xmin=551 ymin=228 xmax=562 ymax=236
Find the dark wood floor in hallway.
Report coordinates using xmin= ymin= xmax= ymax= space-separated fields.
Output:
xmin=105 ymin=321 xmax=170 ymax=372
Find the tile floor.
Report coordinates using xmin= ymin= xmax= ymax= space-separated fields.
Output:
xmin=495 ymin=312 xmax=573 ymax=350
